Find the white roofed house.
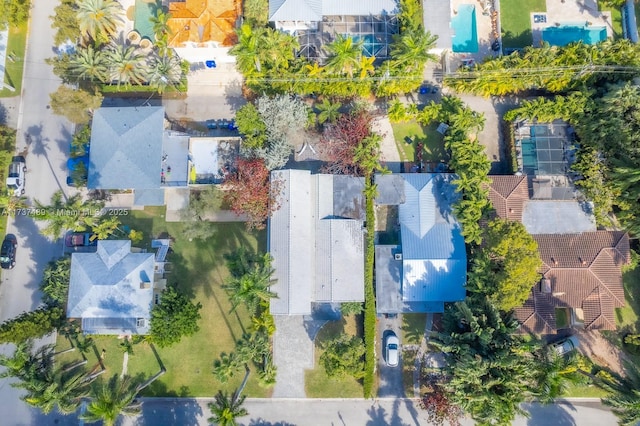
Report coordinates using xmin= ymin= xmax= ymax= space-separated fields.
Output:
xmin=66 ymin=240 xmax=156 ymax=335
xmin=268 ymin=170 xmax=366 ymax=315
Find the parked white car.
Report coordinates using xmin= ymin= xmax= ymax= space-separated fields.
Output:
xmin=385 ymin=332 xmax=400 ymax=367
xmin=6 ymin=156 xmax=26 ymax=196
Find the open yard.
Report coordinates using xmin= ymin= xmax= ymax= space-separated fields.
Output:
xmin=57 ymin=206 xmax=270 ymax=397
xmin=305 ymin=314 xmax=363 ymax=397
xmin=0 ymin=23 xmax=27 ymax=97
xmin=500 ymin=0 xmax=546 ymax=48
xmin=390 ymin=121 xmax=446 ymax=167
xmin=402 ymin=314 xmax=427 ymax=345
xmin=616 ymin=251 xmax=640 ymax=329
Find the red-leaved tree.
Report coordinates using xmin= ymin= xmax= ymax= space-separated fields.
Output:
xmin=420 ymin=373 xmax=463 ymax=426
xmin=223 ymin=158 xmax=281 ymax=230
xmin=320 ymin=110 xmax=373 ymax=176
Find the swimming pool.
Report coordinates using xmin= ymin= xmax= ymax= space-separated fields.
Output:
xmin=451 ymin=4 xmax=478 ymax=53
xmin=542 ymin=25 xmax=607 ymax=47
xmin=135 ymin=0 xmax=161 ymax=40
xmin=351 ymin=34 xmax=380 ymax=57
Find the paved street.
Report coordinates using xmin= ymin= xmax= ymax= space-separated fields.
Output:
xmin=115 ymin=398 xmax=618 ymax=426
xmin=0 ymin=0 xmax=73 ymax=423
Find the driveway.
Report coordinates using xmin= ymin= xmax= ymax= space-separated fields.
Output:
xmin=272 ymin=316 xmax=314 ymax=398
xmin=377 ymin=315 xmax=405 ymax=398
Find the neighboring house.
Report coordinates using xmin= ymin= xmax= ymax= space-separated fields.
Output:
xmin=487 ymin=175 xmax=630 ymax=334
xmin=268 ymin=170 xmax=365 ymax=315
xmin=375 ymin=174 xmax=467 ymax=314
xmin=88 ymin=107 xmax=235 ymax=206
xmin=167 ymin=0 xmax=239 ymax=47
xmin=66 ymin=240 xmax=155 ymax=335
xmin=269 ymin=0 xmax=398 ymax=59
xmin=422 ymin=0 xmax=453 ymax=53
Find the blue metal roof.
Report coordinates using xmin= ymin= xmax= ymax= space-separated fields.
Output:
xmin=397 ymin=174 xmax=466 ymax=305
xmin=88 ymin=107 xmax=164 ymax=190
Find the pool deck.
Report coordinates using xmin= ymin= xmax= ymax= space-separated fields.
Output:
xmin=531 ymin=0 xmax=612 ymax=46
xmin=449 ymin=0 xmax=501 ymax=64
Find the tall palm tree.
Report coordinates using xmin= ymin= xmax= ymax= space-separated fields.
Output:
xmin=222 ymin=254 xmax=277 ymax=314
xmin=77 ymin=0 xmax=123 ymax=44
xmin=106 ymin=44 xmax=148 ymax=86
xmin=33 ymin=191 xmax=105 ymax=239
xmin=23 ymin=368 xmax=93 ymax=415
xmin=598 ymin=361 xmax=640 ymax=426
xmin=147 ymin=54 xmax=183 ymax=94
xmin=82 ymin=375 xmax=141 ymax=426
xmin=230 ymin=24 xmax=264 ymax=76
xmin=325 ymin=34 xmax=363 ymax=77
xmin=390 ymin=29 xmax=438 ymax=73
xmin=207 ymin=389 xmax=248 ymax=426
xmin=70 ymin=45 xmax=107 ymax=82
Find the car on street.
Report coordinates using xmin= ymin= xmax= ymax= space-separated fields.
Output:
xmin=0 ymin=234 xmax=17 ymax=269
xmin=551 ymin=335 xmax=579 ymax=356
xmin=65 ymin=232 xmax=97 ymax=247
xmin=385 ymin=332 xmax=400 ymax=367
xmin=6 ymin=156 xmax=26 ymax=196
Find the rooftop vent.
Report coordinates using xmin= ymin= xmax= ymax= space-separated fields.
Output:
xmin=394 ymin=253 xmax=403 ymax=261
xmin=541 ymin=278 xmax=552 ymax=294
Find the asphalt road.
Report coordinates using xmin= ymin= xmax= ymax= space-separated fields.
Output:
xmin=0 ymin=0 xmax=73 ymax=424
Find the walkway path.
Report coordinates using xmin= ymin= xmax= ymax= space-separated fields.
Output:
xmin=272 ymin=316 xmax=314 ymax=398
xmin=372 ymin=115 xmax=401 ymax=173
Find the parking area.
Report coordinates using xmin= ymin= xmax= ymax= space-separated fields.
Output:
xmin=377 ymin=314 xmax=405 ymax=398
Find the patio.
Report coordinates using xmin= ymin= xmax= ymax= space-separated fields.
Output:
xmin=531 ymin=0 xmax=613 ymax=46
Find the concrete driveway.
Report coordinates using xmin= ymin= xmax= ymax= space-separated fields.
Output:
xmin=377 ymin=315 xmax=405 ymax=398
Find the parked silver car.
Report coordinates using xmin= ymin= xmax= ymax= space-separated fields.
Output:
xmin=552 ymin=335 xmax=579 ymax=356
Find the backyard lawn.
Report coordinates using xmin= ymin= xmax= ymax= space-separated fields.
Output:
xmin=305 ymin=314 xmax=363 ymax=397
xmin=402 ymin=313 xmax=427 ymax=345
xmin=390 ymin=121 xmax=446 ymax=166
xmin=616 ymin=251 xmax=640 ymax=329
xmin=500 ymin=0 xmax=546 ymax=48
xmin=57 ymin=206 xmax=270 ymax=397
xmin=0 ymin=23 xmax=27 ymax=97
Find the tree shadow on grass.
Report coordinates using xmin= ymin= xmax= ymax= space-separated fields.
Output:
xmin=502 ymin=30 xmax=533 ymax=50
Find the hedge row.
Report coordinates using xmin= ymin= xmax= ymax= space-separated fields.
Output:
xmin=362 ymin=180 xmax=377 ymax=398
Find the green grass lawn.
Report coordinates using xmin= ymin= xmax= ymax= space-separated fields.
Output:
xmin=617 ymin=252 xmax=640 ymax=329
xmin=305 ymin=314 xmax=363 ymax=397
xmin=401 ymin=348 xmax=417 ymax=397
xmin=0 ymin=23 xmax=27 ymax=97
xmin=390 ymin=121 xmax=446 ymax=165
xmin=500 ymin=0 xmax=546 ymax=48
xmin=564 ymin=382 xmax=608 ymax=398
xmin=402 ymin=314 xmax=427 ymax=345
xmin=57 ymin=206 xmax=270 ymax=397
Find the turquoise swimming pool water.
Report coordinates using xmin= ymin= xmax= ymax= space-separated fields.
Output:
xmin=351 ymin=34 xmax=378 ymax=57
xmin=135 ymin=0 xmax=161 ymax=40
xmin=542 ymin=25 xmax=607 ymax=47
xmin=451 ymin=4 xmax=478 ymax=53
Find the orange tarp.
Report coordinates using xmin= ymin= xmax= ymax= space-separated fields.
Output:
xmin=167 ymin=0 xmax=240 ymax=47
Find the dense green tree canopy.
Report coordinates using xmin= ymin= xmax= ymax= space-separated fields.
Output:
xmin=49 ymin=85 xmax=103 ymax=125
xmin=149 ymin=284 xmax=202 ymax=348
xmin=40 ymin=257 xmax=71 ymax=306
xmin=320 ymin=333 xmax=365 ymax=379
xmin=0 ymin=307 xmax=65 ymax=344
xmin=0 ymin=0 xmax=30 ymax=29
xmin=469 ymin=219 xmax=542 ymax=312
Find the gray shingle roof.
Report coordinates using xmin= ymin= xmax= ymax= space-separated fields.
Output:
xmin=67 ymin=240 xmax=155 ymax=335
xmin=423 ymin=0 xmax=452 ymax=50
xmin=88 ymin=107 xmax=165 ymax=190
xmin=133 ymin=188 xmax=166 ymax=206
xmin=269 ymin=170 xmax=365 ymax=315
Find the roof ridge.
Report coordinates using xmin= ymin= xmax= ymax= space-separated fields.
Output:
xmin=589 ymin=249 xmax=626 ymax=307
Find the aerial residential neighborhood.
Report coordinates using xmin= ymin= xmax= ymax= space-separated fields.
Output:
xmin=0 ymin=0 xmax=638 ymax=425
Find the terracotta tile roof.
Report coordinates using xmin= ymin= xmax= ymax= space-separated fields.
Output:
xmin=514 ymin=231 xmax=629 ymax=333
xmin=486 ymin=175 xmax=529 ymax=221
xmin=167 ymin=0 xmax=239 ymax=47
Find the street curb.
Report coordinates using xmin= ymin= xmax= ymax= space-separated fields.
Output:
xmin=137 ymin=397 xmax=604 ymax=403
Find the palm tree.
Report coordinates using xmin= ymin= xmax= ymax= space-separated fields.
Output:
xmin=147 ymin=54 xmax=183 ymax=94
xmin=222 ymin=254 xmax=277 ymax=314
xmin=77 ymin=0 xmax=123 ymax=44
xmin=325 ymin=34 xmax=363 ymax=77
xmin=70 ymin=45 xmax=107 ymax=82
xmin=82 ymin=375 xmax=141 ymax=426
xmin=390 ymin=29 xmax=438 ymax=73
xmin=33 ymin=191 xmax=104 ymax=239
xmin=598 ymin=362 xmax=640 ymax=426
xmin=316 ymin=99 xmax=342 ymax=125
xmin=23 ymin=368 xmax=93 ymax=415
xmin=106 ymin=44 xmax=148 ymax=86
xmin=230 ymin=24 xmax=263 ymax=76
xmin=207 ymin=389 xmax=248 ymax=426
xmin=150 ymin=9 xmax=172 ymax=40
